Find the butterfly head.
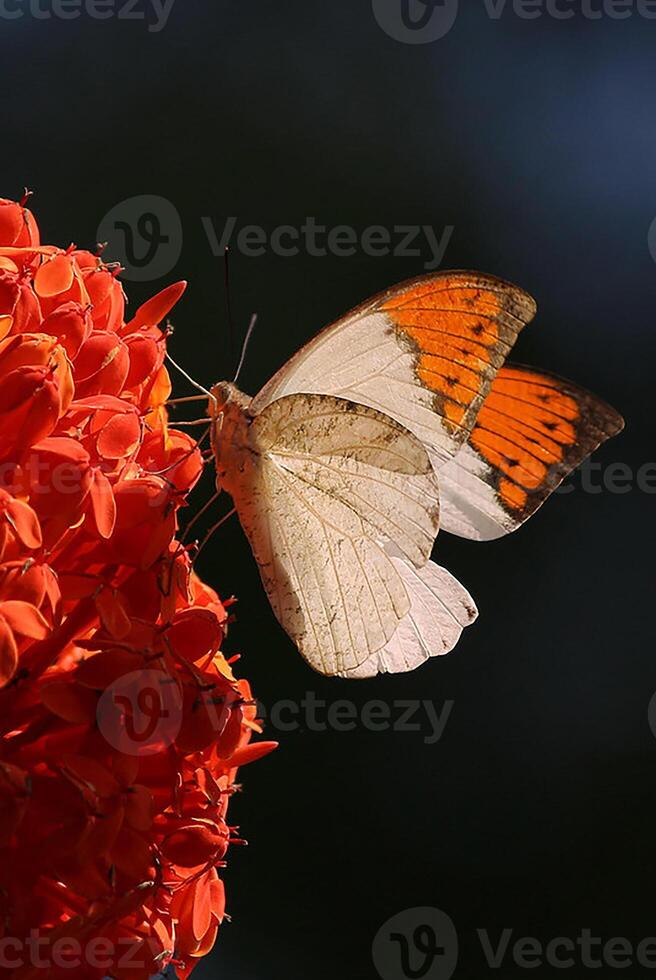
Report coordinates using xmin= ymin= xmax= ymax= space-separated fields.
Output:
xmin=209 ymin=380 xmax=251 ymax=416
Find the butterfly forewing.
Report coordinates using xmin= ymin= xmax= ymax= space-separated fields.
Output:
xmin=251 ymin=271 xmax=537 ymax=469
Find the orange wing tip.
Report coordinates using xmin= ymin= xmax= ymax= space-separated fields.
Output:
xmin=474 ymin=364 xmax=626 ymax=517
xmin=380 ymin=271 xmax=538 ymax=327
xmin=377 ymin=272 xmax=538 ymax=441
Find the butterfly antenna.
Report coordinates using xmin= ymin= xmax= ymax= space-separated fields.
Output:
xmin=181 ymin=489 xmax=221 ymax=543
xmin=232 ymin=313 xmax=258 ymax=385
xmin=166 ymin=353 xmax=217 ymax=413
xmin=147 ymin=426 xmax=211 ymax=477
xmin=194 ymin=506 xmax=238 ymax=562
xmin=224 ymin=245 xmax=235 ymax=365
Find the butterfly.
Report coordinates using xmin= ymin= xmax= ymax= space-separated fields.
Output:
xmin=206 ymin=271 xmax=624 ymax=678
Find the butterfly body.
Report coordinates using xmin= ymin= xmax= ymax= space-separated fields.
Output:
xmin=206 ymin=272 xmax=623 ymax=677
xmin=210 ymin=380 xmax=255 ymax=497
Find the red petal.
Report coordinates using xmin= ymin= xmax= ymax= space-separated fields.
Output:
xmin=96 ymin=412 xmax=141 ymax=460
xmin=109 ymin=752 xmax=139 ymax=788
xmin=210 ymin=876 xmax=226 ymax=923
xmin=0 ymin=201 xmax=23 ymax=246
xmin=119 ymin=570 xmax=162 ymax=623
xmin=124 ymin=784 xmax=154 ymax=832
xmin=5 ymin=498 xmax=42 ymax=549
xmin=124 ymin=332 xmax=162 ymax=388
xmin=34 ymin=253 xmax=75 ymax=298
xmin=83 ymin=265 xmax=115 ymax=308
xmin=193 ymin=920 xmax=219 ymax=958
xmin=161 ymin=823 xmax=227 ymax=867
xmin=57 ymin=572 xmax=98 ymax=600
xmin=170 ymin=880 xmax=197 ymax=954
xmin=89 ymin=468 xmax=117 ymax=539
xmin=40 ymin=302 xmax=92 ymax=358
xmin=74 ymin=333 xmax=130 ymax=397
xmin=0 ymin=615 xmax=18 ymax=687
xmin=95 ymin=587 xmax=132 ymax=639
xmin=111 ymin=825 xmax=154 ymax=879
xmin=68 ymin=394 xmax=133 ymax=414
xmin=165 ymin=609 xmax=224 ymax=664
xmin=192 ymin=872 xmax=213 ymax=942
xmin=127 ymin=281 xmax=187 ymax=331
xmin=213 ymin=701 xmax=243 ymax=759
xmin=30 ymin=435 xmax=90 ymax=464
xmin=0 ymin=369 xmax=62 ymax=459
xmin=0 ymin=600 xmax=49 ymax=639
xmin=40 ymin=679 xmax=98 ymax=724
xmin=12 ymin=280 xmax=42 ymax=334
xmin=75 ymin=648 xmax=145 ymax=689
xmin=61 ymin=754 xmax=121 ymax=798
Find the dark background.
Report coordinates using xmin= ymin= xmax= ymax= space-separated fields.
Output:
xmin=1 ymin=2 xmax=654 ymax=977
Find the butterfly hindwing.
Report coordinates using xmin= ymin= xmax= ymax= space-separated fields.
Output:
xmin=231 ymin=392 xmax=441 ymax=675
xmin=341 ymin=547 xmax=478 ymax=679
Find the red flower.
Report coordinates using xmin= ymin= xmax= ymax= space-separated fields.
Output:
xmin=0 ymin=197 xmax=275 ymax=979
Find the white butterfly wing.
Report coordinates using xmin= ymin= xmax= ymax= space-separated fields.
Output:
xmin=341 ymin=550 xmax=478 ymax=679
xmin=234 ymin=393 xmax=441 ymax=675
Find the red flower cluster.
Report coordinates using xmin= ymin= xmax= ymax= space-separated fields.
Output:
xmin=0 ymin=197 xmax=274 ymax=979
